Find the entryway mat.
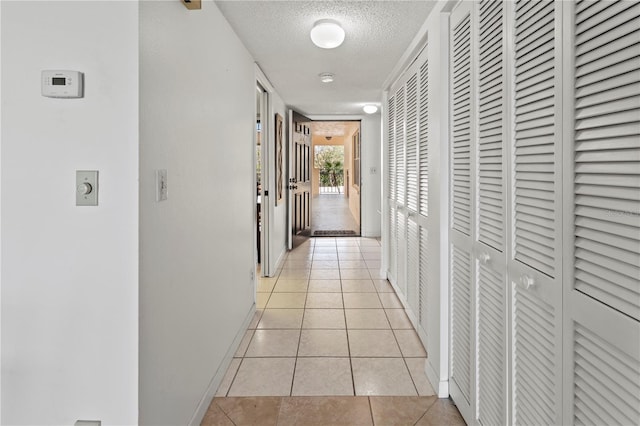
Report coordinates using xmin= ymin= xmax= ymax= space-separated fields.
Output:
xmin=313 ymin=230 xmax=358 ymax=236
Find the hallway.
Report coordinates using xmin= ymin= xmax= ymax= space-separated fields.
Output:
xmin=217 ymin=237 xmax=433 ymax=398
xmin=311 ymin=195 xmax=360 ymax=236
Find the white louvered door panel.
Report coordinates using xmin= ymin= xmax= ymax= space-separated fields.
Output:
xmin=475 ymin=1 xmax=508 ymax=425
xmin=407 ymin=218 xmax=420 ymax=314
xmin=387 ymin=95 xmax=397 ymax=282
xmin=564 ymin=1 xmax=640 ymax=424
xmin=417 ymin=50 xmax=430 ymax=338
xmin=510 ymin=1 xmax=563 ymax=425
xmin=449 ymin=2 xmax=475 ymax=421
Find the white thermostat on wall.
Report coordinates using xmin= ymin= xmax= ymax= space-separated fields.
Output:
xmin=41 ymin=70 xmax=83 ymax=98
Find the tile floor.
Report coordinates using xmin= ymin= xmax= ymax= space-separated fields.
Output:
xmin=215 ymin=237 xmax=435 ymax=398
xmin=311 ymin=194 xmax=360 ymax=236
xmin=202 ymin=395 xmax=466 ymax=426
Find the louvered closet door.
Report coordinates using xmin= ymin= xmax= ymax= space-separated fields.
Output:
xmin=387 ymin=94 xmax=398 ymax=282
xmin=564 ymin=1 xmax=640 ymax=424
xmin=448 ymin=1 xmax=475 ymax=420
xmin=403 ymin=48 xmax=430 ymax=335
xmin=475 ymin=1 xmax=508 ymax=425
xmin=509 ymin=1 xmax=563 ymax=424
xmin=395 ymin=85 xmax=407 ymax=297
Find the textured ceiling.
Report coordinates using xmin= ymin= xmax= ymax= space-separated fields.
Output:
xmin=215 ymin=1 xmax=436 ymax=116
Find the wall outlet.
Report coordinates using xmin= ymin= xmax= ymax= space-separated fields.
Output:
xmin=370 ymin=166 xmax=377 ymax=175
xmin=156 ymin=169 xmax=168 ymax=202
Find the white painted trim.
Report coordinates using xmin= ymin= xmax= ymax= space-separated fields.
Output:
xmin=188 ymin=304 xmax=256 ymax=426
xmin=426 ymin=358 xmax=449 ymax=399
xmin=255 ymin=64 xmax=276 ymax=277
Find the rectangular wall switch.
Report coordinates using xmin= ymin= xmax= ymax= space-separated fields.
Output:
xmin=75 ymin=421 xmax=101 ymax=426
xmin=156 ymin=169 xmax=168 ymax=202
xmin=76 ymin=170 xmax=98 ymax=206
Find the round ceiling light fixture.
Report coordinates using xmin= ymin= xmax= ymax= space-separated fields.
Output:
xmin=310 ymin=19 xmax=345 ymax=49
xmin=319 ymin=72 xmax=335 ymax=83
xmin=363 ymin=104 xmax=379 ymax=114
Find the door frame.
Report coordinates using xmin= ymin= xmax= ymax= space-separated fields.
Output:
xmin=255 ymin=65 xmax=275 ymax=277
xmin=307 ymin=114 xmax=372 ymax=238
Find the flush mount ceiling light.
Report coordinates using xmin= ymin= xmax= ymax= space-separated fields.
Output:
xmin=310 ymin=19 xmax=345 ymax=49
xmin=319 ymin=72 xmax=335 ymax=83
xmin=363 ymin=105 xmax=378 ymax=114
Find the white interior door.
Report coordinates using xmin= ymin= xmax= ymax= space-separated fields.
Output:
xmin=563 ymin=1 xmax=640 ymax=424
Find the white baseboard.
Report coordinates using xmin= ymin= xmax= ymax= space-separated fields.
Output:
xmin=425 ymin=358 xmax=449 ymax=399
xmin=188 ymin=304 xmax=256 ymax=426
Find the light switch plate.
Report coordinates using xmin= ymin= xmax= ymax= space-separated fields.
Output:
xmin=156 ymin=169 xmax=168 ymax=202
xmin=76 ymin=170 xmax=98 ymax=206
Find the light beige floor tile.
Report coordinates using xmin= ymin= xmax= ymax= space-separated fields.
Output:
xmin=338 ymin=252 xmax=364 ymax=260
xmin=314 ymin=238 xmax=336 ymax=246
xmin=378 ymin=292 xmax=404 ymax=309
xmin=314 ymin=247 xmax=338 ymax=254
xmin=385 ymin=309 xmax=413 ymax=329
xmin=201 ymin=401 xmax=235 ymax=426
xmin=373 ymin=279 xmax=395 ymax=293
xmin=348 ymin=329 xmax=401 ymax=357
xmin=215 ymin=358 xmax=241 ymax=397
xmin=227 ymin=358 xmax=295 ymax=396
xmin=362 ymin=252 xmax=382 ymax=260
xmin=306 ymin=292 xmax=344 ymax=309
xmin=277 ymin=396 xmax=373 ymax=426
xmin=340 ymin=269 xmax=372 ymax=280
xmin=405 ymin=358 xmax=437 ymax=396
xmin=292 ymin=358 xmax=354 ymax=396
xmin=351 ymin=358 xmax=417 ymax=396
xmin=212 ymin=397 xmax=282 ymax=426
xmin=359 ymin=245 xmax=381 ymax=252
xmin=369 ymin=396 xmax=437 ymax=425
xmin=310 ymin=268 xmax=340 ymax=280
xmin=358 ymin=238 xmax=380 ymax=246
xmin=245 ymin=329 xmax=300 ymax=357
xmin=368 ymin=269 xmax=387 ymax=279
xmin=298 ymin=329 xmax=349 ymax=356
xmin=302 ymin=309 xmax=346 ymax=329
xmin=393 ymin=330 xmax=427 ymax=357
xmin=257 ymin=292 xmax=271 ymax=309
xmin=266 ymin=292 xmax=307 ymax=309
xmin=258 ymin=280 xmax=276 ymax=293
xmin=365 ymin=260 xmax=382 ymax=270
xmin=342 ymin=279 xmax=376 ymax=292
xmin=337 ymin=246 xmax=361 ymax=253
xmin=343 ymin=293 xmax=383 ymax=309
xmin=279 ymin=269 xmax=310 ymax=280
xmin=308 ymin=279 xmax=342 ymax=292
xmin=257 ymin=309 xmax=304 ymax=329
xmin=313 ymin=253 xmax=339 ymax=261
xmin=282 ymin=260 xmax=312 ymax=269
xmin=336 ymin=239 xmax=359 ymax=246
xmin=234 ymin=329 xmax=255 ymax=357
xmin=414 ymin=398 xmax=466 ymax=426
xmin=249 ymin=309 xmax=263 ymax=329
xmin=339 ymin=260 xmax=369 ymax=269
xmin=274 ymin=279 xmax=309 ymax=293
xmin=345 ymin=309 xmax=391 ymax=329
xmin=312 ymin=260 xmax=340 ymax=269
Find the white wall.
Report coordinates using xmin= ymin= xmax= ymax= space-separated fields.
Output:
xmin=266 ymin=91 xmax=288 ymax=274
xmin=139 ymin=1 xmax=256 ymax=424
xmin=360 ymin=114 xmax=382 ymax=238
xmin=1 ymin=2 xmax=139 ymax=424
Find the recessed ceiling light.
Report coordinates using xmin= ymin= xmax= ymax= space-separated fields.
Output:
xmin=310 ymin=19 xmax=345 ymax=49
xmin=319 ymin=73 xmax=335 ymax=83
xmin=363 ymin=105 xmax=378 ymax=114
